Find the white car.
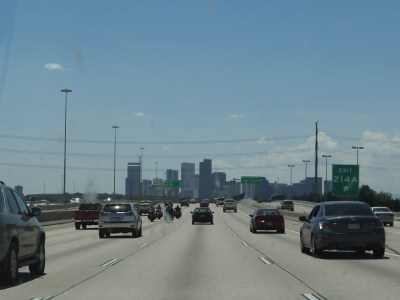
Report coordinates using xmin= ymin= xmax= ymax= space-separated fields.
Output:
xmin=70 ymin=198 xmax=81 ymax=204
xmin=37 ymin=199 xmax=49 ymax=206
xmin=371 ymin=207 xmax=394 ymax=227
xmin=98 ymin=203 xmax=142 ymax=238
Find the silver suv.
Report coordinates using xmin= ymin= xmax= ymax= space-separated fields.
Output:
xmin=0 ymin=181 xmax=46 ymax=284
xmin=98 ymin=203 xmax=142 ymax=238
xmin=223 ymin=199 xmax=237 ymax=212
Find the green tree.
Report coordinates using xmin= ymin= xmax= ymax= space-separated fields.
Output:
xmin=358 ymin=185 xmax=376 ymax=206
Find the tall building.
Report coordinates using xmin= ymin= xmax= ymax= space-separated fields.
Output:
xmin=199 ymin=159 xmax=212 ymax=199
xmin=181 ymin=162 xmax=195 ymax=198
xmin=125 ymin=162 xmax=140 ymax=197
xmin=181 ymin=163 xmax=195 ymax=189
xmin=212 ymin=172 xmax=226 ymax=196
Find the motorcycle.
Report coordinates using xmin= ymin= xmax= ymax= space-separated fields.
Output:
xmin=148 ymin=208 xmax=156 ymax=222
xmin=155 ymin=207 xmax=163 ymax=219
xmin=165 ymin=205 xmax=174 ymax=221
xmin=174 ymin=207 xmax=182 ymax=219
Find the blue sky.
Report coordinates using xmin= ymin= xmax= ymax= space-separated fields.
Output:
xmin=1 ymin=0 xmax=400 ymax=196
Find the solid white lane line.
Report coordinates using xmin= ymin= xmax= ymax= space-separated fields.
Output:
xmin=101 ymin=258 xmax=122 ymax=267
xmin=242 ymin=242 xmax=248 ymax=247
xmin=259 ymin=257 xmax=273 ymax=265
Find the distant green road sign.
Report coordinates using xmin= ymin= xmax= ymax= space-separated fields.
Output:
xmin=332 ymin=164 xmax=359 ymax=196
xmin=241 ymin=176 xmax=262 ymax=184
xmin=164 ymin=180 xmax=181 ymax=188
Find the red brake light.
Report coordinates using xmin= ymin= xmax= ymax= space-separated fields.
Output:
xmin=319 ymin=222 xmax=331 ymax=230
xmin=375 ymin=220 xmax=384 ymax=229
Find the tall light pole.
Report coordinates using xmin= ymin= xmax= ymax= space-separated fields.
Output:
xmin=139 ymin=147 xmax=144 ymax=198
xmin=322 ymin=155 xmax=331 ymax=198
xmin=288 ymin=165 xmax=295 ymax=185
xmin=61 ymin=89 xmax=71 ymax=205
xmin=352 ymin=146 xmax=364 ymax=165
xmin=302 ymin=160 xmax=310 ymax=200
xmin=112 ymin=125 xmax=119 ymax=197
xmin=155 ymin=162 xmax=158 ymax=180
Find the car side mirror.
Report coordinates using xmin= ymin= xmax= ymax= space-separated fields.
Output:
xmin=249 ymin=214 xmax=253 ymax=217
xmin=190 ymin=211 xmax=193 ymax=214
xmin=299 ymin=216 xmax=307 ymax=222
xmin=31 ymin=207 xmax=41 ymax=217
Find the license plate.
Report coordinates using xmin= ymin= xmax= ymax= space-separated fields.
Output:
xmin=347 ymin=223 xmax=360 ymax=230
xmin=267 ymin=222 xmax=273 ymax=226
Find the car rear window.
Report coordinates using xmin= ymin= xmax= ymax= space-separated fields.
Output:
xmin=80 ymin=203 xmax=102 ymax=210
xmin=324 ymin=203 xmax=374 ymax=217
xmin=103 ymin=204 xmax=132 ymax=212
xmin=257 ymin=209 xmax=280 ymax=216
xmin=373 ymin=207 xmax=390 ymax=212
xmin=195 ymin=208 xmax=210 ymax=213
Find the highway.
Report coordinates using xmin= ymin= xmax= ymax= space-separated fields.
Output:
xmin=1 ymin=200 xmax=400 ymax=300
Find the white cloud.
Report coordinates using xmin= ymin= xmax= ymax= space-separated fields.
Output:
xmin=162 ymin=146 xmax=171 ymax=151
xmin=43 ymin=63 xmax=64 ymax=71
xmin=134 ymin=112 xmax=145 ymax=117
xmin=229 ymin=114 xmax=245 ymax=118
xmin=213 ymin=160 xmax=233 ymax=171
xmin=256 ymin=137 xmax=268 ymax=144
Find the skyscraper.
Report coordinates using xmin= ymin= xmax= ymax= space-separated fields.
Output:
xmin=166 ymin=169 xmax=179 ymax=197
xmin=199 ymin=159 xmax=212 ymax=199
xmin=125 ymin=162 xmax=140 ymax=197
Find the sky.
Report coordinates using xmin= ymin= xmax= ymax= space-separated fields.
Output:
xmin=1 ymin=0 xmax=400 ymax=196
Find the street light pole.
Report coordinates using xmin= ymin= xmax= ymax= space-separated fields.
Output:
xmin=322 ymin=155 xmax=331 ymax=198
xmin=155 ymin=162 xmax=158 ymax=180
xmin=61 ymin=89 xmax=71 ymax=205
xmin=302 ymin=160 xmax=310 ymax=200
xmin=288 ymin=165 xmax=294 ymax=185
xmin=140 ymin=147 xmax=144 ymax=198
xmin=112 ymin=125 xmax=119 ymax=197
xmin=352 ymin=146 xmax=364 ymax=165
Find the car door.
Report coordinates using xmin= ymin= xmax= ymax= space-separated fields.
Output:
xmin=302 ymin=205 xmax=320 ymax=247
xmin=4 ymin=188 xmax=37 ymax=258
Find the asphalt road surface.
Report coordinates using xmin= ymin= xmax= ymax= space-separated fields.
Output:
xmin=1 ymin=200 xmax=400 ymax=300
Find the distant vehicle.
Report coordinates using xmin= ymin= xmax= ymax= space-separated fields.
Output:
xmin=191 ymin=207 xmax=214 ymax=225
xmin=280 ymin=200 xmax=294 ymax=211
xmin=189 ymin=198 xmax=197 ymax=204
xmin=180 ymin=198 xmax=189 ymax=207
xmin=74 ymin=202 xmax=102 ymax=230
xmin=70 ymin=197 xmax=81 ymax=204
xmin=223 ymin=199 xmax=237 ymax=212
xmin=98 ymin=203 xmax=142 ymax=238
xmin=249 ymin=208 xmax=285 ymax=233
xmin=216 ymin=197 xmax=225 ymax=206
xmin=0 ymin=181 xmax=46 ymax=284
xmin=371 ymin=207 xmax=394 ymax=227
xmin=299 ymin=201 xmax=385 ymax=258
xmin=199 ymin=199 xmax=209 ymax=207
xmin=137 ymin=200 xmax=153 ymax=215
xmin=25 ymin=200 xmax=33 ymax=206
xmin=37 ymin=199 xmax=49 ymax=206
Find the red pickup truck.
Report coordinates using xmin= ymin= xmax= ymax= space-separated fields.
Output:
xmin=74 ymin=202 xmax=102 ymax=230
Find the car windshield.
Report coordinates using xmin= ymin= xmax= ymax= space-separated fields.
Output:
xmin=103 ymin=204 xmax=132 ymax=213
xmin=194 ymin=208 xmax=211 ymax=213
xmin=324 ymin=203 xmax=374 ymax=217
xmin=373 ymin=207 xmax=391 ymax=212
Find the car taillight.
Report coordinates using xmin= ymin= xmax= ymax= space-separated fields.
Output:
xmin=375 ymin=220 xmax=384 ymax=229
xmin=319 ymin=222 xmax=332 ymax=230
xmin=255 ymin=216 xmax=263 ymax=222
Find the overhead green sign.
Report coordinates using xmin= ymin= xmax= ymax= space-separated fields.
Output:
xmin=164 ymin=180 xmax=181 ymax=188
xmin=241 ymin=176 xmax=262 ymax=184
xmin=332 ymin=164 xmax=359 ymax=196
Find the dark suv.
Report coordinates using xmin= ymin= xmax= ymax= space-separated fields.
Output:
xmin=0 ymin=181 xmax=46 ymax=284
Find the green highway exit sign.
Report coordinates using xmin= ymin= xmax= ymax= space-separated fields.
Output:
xmin=241 ymin=176 xmax=262 ymax=184
xmin=164 ymin=180 xmax=181 ymax=188
xmin=332 ymin=164 xmax=359 ymax=196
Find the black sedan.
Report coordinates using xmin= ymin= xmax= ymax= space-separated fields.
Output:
xmin=299 ymin=201 xmax=385 ymax=258
xmin=191 ymin=207 xmax=214 ymax=225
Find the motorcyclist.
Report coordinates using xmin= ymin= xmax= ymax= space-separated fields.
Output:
xmin=175 ymin=204 xmax=181 ymax=213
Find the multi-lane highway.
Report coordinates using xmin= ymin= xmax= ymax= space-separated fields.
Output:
xmin=1 ymin=200 xmax=400 ymax=300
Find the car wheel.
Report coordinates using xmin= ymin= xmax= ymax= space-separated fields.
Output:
xmin=99 ymin=230 xmax=105 ymax=239
xmin=390 ymin=223 xmax=393 ymax=227
xmin=82 ymin=224 xmax=87 ymax=229
xmin=300 ymin=234 xmax=309 ymax=254
xmin=311 ymin=235 xmax=322 ymax=257
xmin=3 ymin=242 xmax=18 ymax=284
xmin=192 ymin=221 xmax=195 ymax=225
xmin=234 ymin=209 xmax=237 ymax=212
xmin=138 ymin=225 xmax=142 ymax=237
xmin=373 ymin=246 xmax=385 ymax=258
xmin=132 ymin=229 xmax=138 ymax=238
xmin=29 ymin=239 xmax=46 ymax=275
xmin=278 ymin=229 xmax=285 ymax=234
xmin=75 ymin=223 xmax=80 ymax=230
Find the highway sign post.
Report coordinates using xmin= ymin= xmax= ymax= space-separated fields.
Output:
xmin=332 ymin=164 xmax=359 ymax=196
